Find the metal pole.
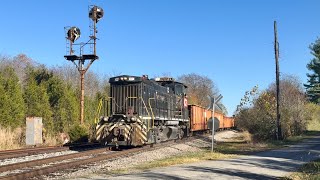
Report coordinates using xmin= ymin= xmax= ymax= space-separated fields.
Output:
xmin=93 ymin=19 xmax=97 ymax=55
xmin=211 ymin=98 xmax=215 ymax=152
xmin=274 ymin=21 xmax=282 ymax=140
xmin=80 ymin=70 xmax=85 ymax=124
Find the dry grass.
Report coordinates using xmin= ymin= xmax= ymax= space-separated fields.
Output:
xmin=106 ymin=150 xmax=235 ymax=175
xmin=0 ymin=126 xmax=64 ymax=150
xmin=0 ymin=126 xmax=24 ymax=150
xmin=43 ymin=134 xmax=60 ymax=146
xmin=136 ymin=151 xmax=234 ymax=170
xmin=241 ymin=130 xmax=253 ymax=143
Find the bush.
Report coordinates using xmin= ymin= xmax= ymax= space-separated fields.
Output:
xmin=68 ymin=124 xmax=88 ymax=143
xmin=305 ymin=103 xmax=320 ymax=131
xmin=235 ymin=75 xmax=308 ymax=141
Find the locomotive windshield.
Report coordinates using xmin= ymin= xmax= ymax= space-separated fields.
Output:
xmin=175 ymin=84 xmax=185 ymax=96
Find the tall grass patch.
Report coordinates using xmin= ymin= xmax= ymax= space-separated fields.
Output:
xmin=0 ymin=126 xmax=24 ymax=150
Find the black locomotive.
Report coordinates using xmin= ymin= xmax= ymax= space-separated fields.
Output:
xmin=95 ymin=75 xmax=189 ymax=147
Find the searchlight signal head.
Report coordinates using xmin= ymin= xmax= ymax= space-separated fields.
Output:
xmin=89 ymin=6 xmax=104 ymax=23
xmin=67 ymin=26 xmax=81 ymax=43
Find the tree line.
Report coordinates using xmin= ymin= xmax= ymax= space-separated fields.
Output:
xmin=0 ymin=54 xmax=221 ymax=139
xmin=235 ymin=37 xmax=320 ymax=140
xmin=0 ymin=54 xmax=108 ymax=135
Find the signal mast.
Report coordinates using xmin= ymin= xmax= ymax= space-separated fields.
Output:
xmin=64 ymin=6 xmax=104 ymax=124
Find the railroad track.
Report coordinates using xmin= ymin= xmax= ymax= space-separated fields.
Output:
xmin=0 ymin=138 xmax=192 ymax=180
xmin=0 ymin=146 xmax=69 ymax=160
xmin=0 ymin=143 xmax=101 ymax=161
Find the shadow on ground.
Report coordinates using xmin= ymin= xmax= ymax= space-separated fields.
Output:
xmin=105 ymin=132 xmax=320 ymax=180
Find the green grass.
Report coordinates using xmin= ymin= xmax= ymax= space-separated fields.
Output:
xmin=213 ymin=141 xmax=277 ymax=155
xmin=284 ymin=159 xmax=320 ymax=180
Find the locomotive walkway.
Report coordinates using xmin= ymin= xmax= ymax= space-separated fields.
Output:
xmin=82 ymin=135 xmax=320 ymax=180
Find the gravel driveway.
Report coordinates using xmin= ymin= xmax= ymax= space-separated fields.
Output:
xmin=81 ymin=135 xmax=320 ymax=180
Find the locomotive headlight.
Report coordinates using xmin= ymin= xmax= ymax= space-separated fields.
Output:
xmin=120 ymin=77 xmax=124 ymax=80
xmin=115 ymin=78 xmax=119 ymax=81
xmin=129 ymin=77 xmax=135 ymax=81
xmin=130 ymin=116 xmax=136 ymax=121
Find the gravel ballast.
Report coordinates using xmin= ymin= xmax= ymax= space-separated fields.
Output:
xmin=44 ymin=138 xmax=213 ymax=180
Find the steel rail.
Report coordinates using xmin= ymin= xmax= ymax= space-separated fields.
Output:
xmin=0 ymin=147 xmax=109 ymax=174
xmin=0 ymin=147 xmax=69 ymax=160
xmin=0 ymin=146 xmax=65 ymax=155
xmin=0 ymin=147 xmax=146 ymax=180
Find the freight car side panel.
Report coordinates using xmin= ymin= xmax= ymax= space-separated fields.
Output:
xmin=214 ymin=111 xmax=224 ymax=129
xmin=189 ymin=105 xmax=208 ymax=131
xmin=223 ymin=117 xmax=234 ymax=129
xmin=189 ymin=104 xmax=235 ymax=132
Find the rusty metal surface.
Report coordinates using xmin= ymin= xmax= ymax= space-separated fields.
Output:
xmin=189 ymin=105 xmax=209 ymax=131
xmin=223 ymin=116 xmax=235 ymax=129
xmin=0 ymin=146 xmax=62 ymax=155
xmin=0 ymin=146 xmax=69 ymax=160
xmin=188 ymin=104 xmax=235 ymax=131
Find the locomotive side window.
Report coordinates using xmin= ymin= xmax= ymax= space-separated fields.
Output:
xmin=175 ymin=84 xmax=184 ymax=96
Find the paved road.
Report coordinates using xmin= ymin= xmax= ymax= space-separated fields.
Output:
xmin=84 ymin=136 xmax=320 ymax=180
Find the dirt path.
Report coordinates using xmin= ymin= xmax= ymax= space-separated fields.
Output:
xmin=80 ymin=135 xmax=320 ymax=180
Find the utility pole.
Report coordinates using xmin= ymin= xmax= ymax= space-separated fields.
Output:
xmin=274 ymin=21 xmax=282 ymax=140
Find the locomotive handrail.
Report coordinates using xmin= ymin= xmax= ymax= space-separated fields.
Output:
xmin=148 ymin=98 xmax=155 ymax=128
xmin=94 ymin=98 xmax=103 ymax=124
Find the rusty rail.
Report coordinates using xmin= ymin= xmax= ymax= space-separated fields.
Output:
xmin=0 ymin=146 xmax=65 ymax=155
xmin=0 ymin=147 xmax=147 ymax=180
xmin=0 ymin=147 xmax=109 ymax=174
xmin=0 ymin=147 xmax=69 ymax=160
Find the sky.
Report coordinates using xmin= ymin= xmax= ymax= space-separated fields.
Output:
xmin=0 ymin=0 xmax=319 ymax=115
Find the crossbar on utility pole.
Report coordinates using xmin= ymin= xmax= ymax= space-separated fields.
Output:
xmin=274 ymin=21 xmax=282 ymax=140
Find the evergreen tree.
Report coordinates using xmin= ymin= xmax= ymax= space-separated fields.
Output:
xmin=0 ymin=67 xmax=25 ymax=128
xmin=305 ymin=38 xmax=320 ymax=103
xmin=0 ymin=78 xmax=11 ymax=127
xmin=46 ymin=76 xmax=78 ymax=132
xmin=24 ymin=72 xmax=53 ymax=132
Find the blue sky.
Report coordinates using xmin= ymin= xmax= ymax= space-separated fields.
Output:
xmin=0 ymin=0 xmax=319 ymax=115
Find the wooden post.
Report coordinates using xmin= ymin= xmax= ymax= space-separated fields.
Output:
xmin=274 ymin=21 xmax=282 ymax=140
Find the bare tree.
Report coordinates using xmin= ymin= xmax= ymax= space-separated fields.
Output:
xmin=268 ymin=75 xmax=307 ymax=137
xmin=177 ymin=73 xmax=219 ymax=108
xmin=0 ymin=54 xmax=37 ymax=86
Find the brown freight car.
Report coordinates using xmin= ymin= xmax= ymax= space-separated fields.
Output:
xmin=188 ymin=104 xmax=234 ymax=132
xmin=188 ymin=104 xmax=209 ymax=131
xmin=188 ymin=104 xmax=220 ymax=132
xmin=222 ymin=116 xmax=235 ymax=129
